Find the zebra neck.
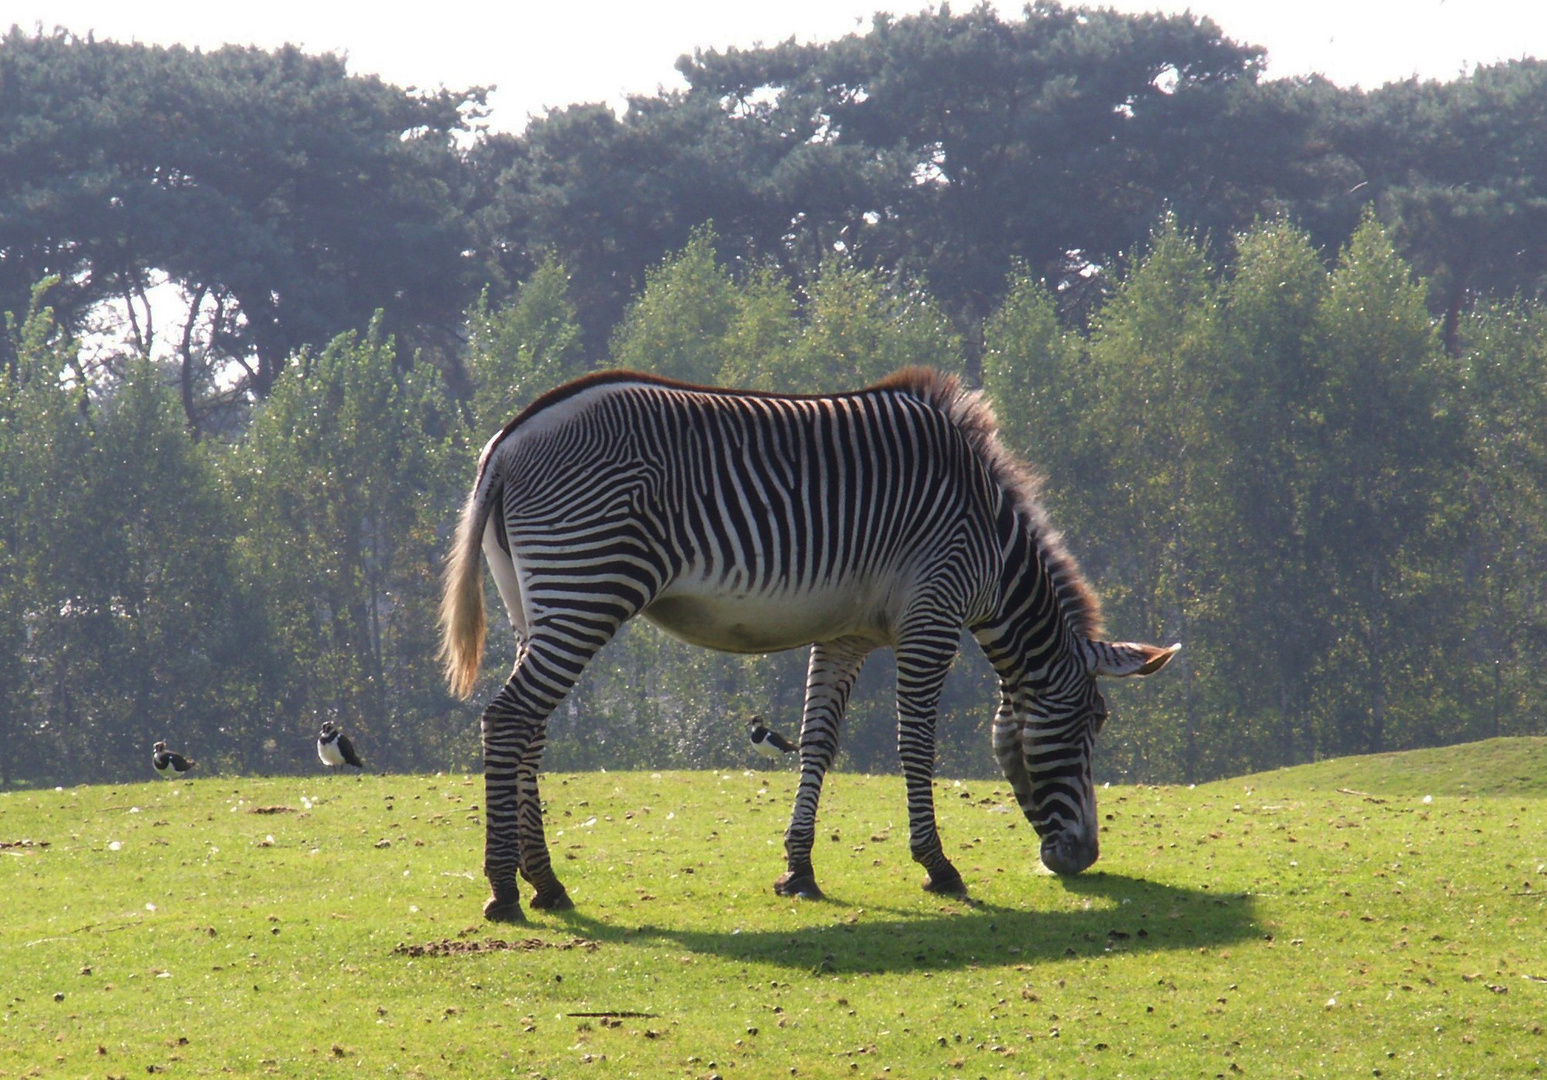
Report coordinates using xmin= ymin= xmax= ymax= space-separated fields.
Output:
xmin=973 ymin=513 xmax=1084 ymax=686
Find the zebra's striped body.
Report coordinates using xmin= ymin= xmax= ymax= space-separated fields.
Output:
xmin=441 ymin=368 xmax=1176 ymax=921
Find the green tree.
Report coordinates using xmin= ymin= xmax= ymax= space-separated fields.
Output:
xmin=980 ymin=267 xmax=1091 ymax=512
xmin=794 ymin=255 xmax=963 ymax=391
xmin=77 ymin=359 xmax=264 ymax=776
xmin=464 ymin=256 xmax=586 ymax=431
xmin=471 ymin=91 xmax=798 ymax=363
xmin=1215 ymin=218 xmax=1330 ymax=767
xmin=1 ymin=281 xmax=262 ymax=783
xmin=1079 ymin=218 xmax=1224 ymax=781
xmin=1324 ymin=61 xmax=1547 ymax=354
xmin=712 ymin=266 xmax=801 ymax=390
xmin=782 ymin=4 xmax=1267 ymax=337
xmin=0 ymin=283 xmax=92 ymax=784
xmin=232 ymin=320 xmax=465 ymax=772
xmin=1303 ymin=213 xmax=1466 ymax=756
xmin=1455 ymin=301 xmax=1547 ymax=740
xmin=484 ymin=3 xmax=1297 ymax=371
xmin=607 ymin=232 xmax=964 ymax=393
xmin=0 ymin=28 xmax=483 ymax=429
xmin=610 ymin=227 xmax=740 ymax=384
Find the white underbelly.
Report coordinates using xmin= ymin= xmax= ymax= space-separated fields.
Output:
xmin=641 ymin=581 xmax=890 ymax=653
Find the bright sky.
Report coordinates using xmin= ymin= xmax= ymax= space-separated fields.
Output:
xmin=8 ymin=1 xmax=1547 ymax=133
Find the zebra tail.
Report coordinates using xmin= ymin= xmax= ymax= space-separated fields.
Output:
xmin=439 ymin=468 xmax=498 ymax=700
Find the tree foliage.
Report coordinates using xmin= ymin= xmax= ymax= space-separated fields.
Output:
xmin=4 ymin=8 xmax=1547 ymax=787
xmin=0 ymin=27 xmax=483 ymax=430
xmin=229 ymin=320 xmax=465 ymax=773
xmin=463 ymin=256 xmax=586 ymax=431
xmin=0 ymin=284 xmax=261 ymax=783
xmin=477 ymin=2 xmax=1284 ymax=368
xmin=1321 ymin=61 xmax=1547 ymax=353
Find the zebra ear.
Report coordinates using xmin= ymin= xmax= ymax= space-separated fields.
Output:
xmin=1089 ymin=641 xmax=1180 ymax=678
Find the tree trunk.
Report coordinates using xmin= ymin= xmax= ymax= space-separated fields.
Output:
xmin=1441 ymin=283 xmax=1465 ymax=359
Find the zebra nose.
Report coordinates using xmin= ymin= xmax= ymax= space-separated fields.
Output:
xmin=1040 ymin=831 xmax=1098 ymax=876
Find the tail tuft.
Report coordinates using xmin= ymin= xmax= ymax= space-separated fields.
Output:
xmin=438 ymin=491 xmax=489 ymax=699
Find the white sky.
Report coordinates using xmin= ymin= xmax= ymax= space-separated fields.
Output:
xmin=7 ymin=1 xmax=1547 ymax=133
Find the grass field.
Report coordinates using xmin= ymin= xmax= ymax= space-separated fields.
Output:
xmin=2 ymin=738 xmax=1543 ymax=1078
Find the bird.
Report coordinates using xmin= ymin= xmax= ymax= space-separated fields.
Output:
xmin=151 ymin=740 xmax=195 ymax=779
xmin=747 ymin=716 xmax=797 ymax=761
xmin=317 ymin=721 xmax=364 ymax=772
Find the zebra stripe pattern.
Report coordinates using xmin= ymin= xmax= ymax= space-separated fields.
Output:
xmin=441 ymin=367 xmax=1176 ymax=921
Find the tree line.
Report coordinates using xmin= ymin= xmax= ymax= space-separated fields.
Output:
xmin=5 ymin=211 xmax=1544 ymax=786
xmin=6 ymin=7 xmax=1547 ymax=423
xmin=1 ymin=6 xmax=1545 ymax=786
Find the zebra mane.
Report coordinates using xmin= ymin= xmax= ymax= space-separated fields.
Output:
xmin=873 ymin=367 xmax=1104 ymax=641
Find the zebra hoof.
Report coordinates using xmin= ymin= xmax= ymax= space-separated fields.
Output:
xmin=529 ymin=885 xmax=574 ymax=911
xmin=773 ymin=871 xmax=824 ymax=900
xmin=921 ymin=865 xmax=967 ymax=896
xmin=483 ymin=894 xmax=527 ymax=923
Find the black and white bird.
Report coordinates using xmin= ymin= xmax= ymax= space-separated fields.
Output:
xmin=151 ymin=740 xmax=195 ymax=779
xmin=317 ymin=721 xmax=364 ymax=772
xmin=747 ymin=716 xmax=797 ymax=762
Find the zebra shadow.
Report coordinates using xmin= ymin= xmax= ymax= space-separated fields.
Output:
xmin=552 ymin=872 xmax=1260 ymax=974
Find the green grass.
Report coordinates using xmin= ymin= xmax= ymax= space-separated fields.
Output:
xmin=1234 ymin=735 xmax=1547 ymax=798
xmin=1 ymin=741 xmax=1543 ymax=1078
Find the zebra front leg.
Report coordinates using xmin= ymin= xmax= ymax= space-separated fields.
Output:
xmin=991 ymin=688 xmax=1035 ymax=823
xmin=895 ymin=630 xmax=966 ymax=896
xmin=776 ymin=638 xmax=870 ymax=900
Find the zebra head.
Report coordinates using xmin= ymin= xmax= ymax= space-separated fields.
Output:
xmin=996 ymin=640 xmax=1179 ymax=876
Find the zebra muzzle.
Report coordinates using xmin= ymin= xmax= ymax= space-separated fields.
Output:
xmin=1039 ymin=829 xmax=1098 ymax=876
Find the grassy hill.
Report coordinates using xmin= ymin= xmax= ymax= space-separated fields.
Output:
xmin=1223 ymin=735 xmax=1547 ymax=798
xmin=1 ymin=740 xmax=1543 ymax=1077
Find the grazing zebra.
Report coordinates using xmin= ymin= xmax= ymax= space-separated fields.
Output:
xmin=440 ymin=368 xmax=1176 ymax=922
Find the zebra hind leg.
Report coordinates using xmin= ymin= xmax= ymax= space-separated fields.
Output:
xmin=516 ymin=721 xmax=572 ymax=910
xmin=776 ymin=639 xmax=870 ymax=900
xmin=479 ymin=633 xmax=598 ymax=922
xmin=480 ymin=677 xmax=534 ymax=922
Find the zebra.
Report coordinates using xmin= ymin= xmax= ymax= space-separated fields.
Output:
xmin=439 ymin=367 xmax=1176 ymax=922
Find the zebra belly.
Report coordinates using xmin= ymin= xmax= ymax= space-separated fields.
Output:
xmin=641 ymin=586 xmax=888 ymax=654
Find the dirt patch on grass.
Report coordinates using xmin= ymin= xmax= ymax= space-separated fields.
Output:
xmin=393 ymin=936 xmax=600 ymax=957
xmin=247 ymin=805 xmax=298 ymax=814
